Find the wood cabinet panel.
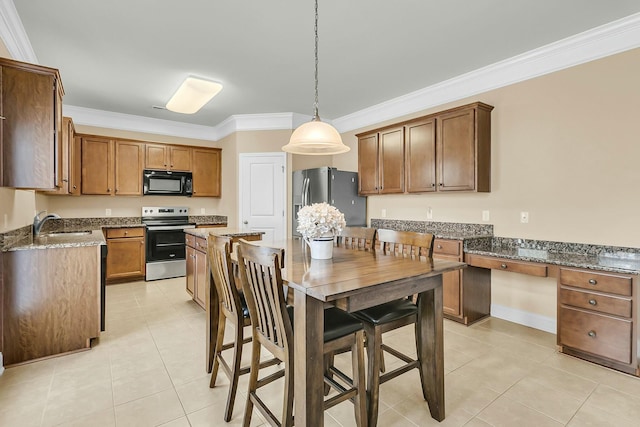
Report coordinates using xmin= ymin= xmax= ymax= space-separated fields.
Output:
xmin=437 ymin=253 xmax=462 ymax=318
xmin=560 ymin=287 xmax=632 ymax=318
xmin=186 ymin=245 xmax=195 ymax=297
xmin=114 ymin=141 xmax=144 ymax=195
xmin=405 ymin=118 xmax=436 ymax=193
xmin=2 ymin=245 xmax=100 ymax=365
xmin=81 ymin=137 xmax=113 ymax=195
xmin=145 ymin=143 xmax=192 ymax=171
xmin=105 ymin=227 xmax=145 ymax=283
xmin=1 ymin=59 xmax=62 ymax=189
xmin=559 ymin=268 xmax=632 ymax=296
xmin=192 ymin=148 xmax=221 ymax=197
xmin=145 ymin=144 xmax=168 ymax=169
xmin=379 ymin=127 xmax=404 ymax=194
xmin=170 ymin=146 xmax=192 ymax=171
xmin=437 ymin=108 xmax=475 ymax=191
xmin=69 ymin=135 xmax=82 ymax=195
xmin=559 ymin=306 xmax=632 ymax=364
xmin=433 ymin=239 xmax=460 ymax=256
xmin=357 ymin=134 xmax=379 ymax=195
xmin=194 ymin=248 xmax=207 ymax=307
xmin=466 ymin=254 xmax=548 ymax=277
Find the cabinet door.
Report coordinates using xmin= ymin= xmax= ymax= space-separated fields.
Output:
xmin=82 ymin=137 xmax=113 ymax=195
xmin=405 ymin=118 xmax=436 ymax=193
xmin=194 ymin=248 xmax=207 ymax=308
xmin=106 ymin=236 xmax=145 ymax=281
xmin=145 ymin=144 xmax=168 ymax=169
xmin=170 ymin=146 xmax=192 ymax=171
xmin=114 ymin=141 xmax=144 ymax=195
xmin=437 ymin=107 xmax=475 ymax=191
xmin=1 ymin=66 xmax=56 ymax=189
xmin=192 ymin=148 xmax=221 ymax=197
xmin=436 ymin=253 xmax=462 ymax=318
xmin=69 ymin=135 xmax=82 ymax=195
xmin=379 ymin=126 xmax=404 ymax=194
xmin=186 ymin=245 xmax=195 ymax=297
xmin=357 ymin=133 xmax=379 ymax=195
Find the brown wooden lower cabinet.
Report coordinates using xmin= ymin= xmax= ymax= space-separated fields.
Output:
xmin=557 ymin=267 xmax=638 ymax=375
xmin=105 ymin=227 xmax=145 ymax=283
xmin=435 ymin=239 xmax=490 ymax=325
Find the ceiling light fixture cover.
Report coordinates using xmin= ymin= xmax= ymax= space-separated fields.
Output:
xmin=282 ymin=0 xmax=349 ymax=156
xmin=166 ymin=76 xmax=223 ymax=114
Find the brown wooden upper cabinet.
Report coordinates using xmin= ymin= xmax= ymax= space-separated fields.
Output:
xmin=192 ymin=147 xmax=221 ymax=197
xmin=81 ymin=136 xmax=144 ymax=195
xmin=145 ymin=143 xmax=192 ymax=171
xmin=42 ymin=116 xmax=75 ymax=195
xmin=0 ymin=57 xmax=64 ymax=189
xmin=357 ymin=102 xmax=493 ymax=195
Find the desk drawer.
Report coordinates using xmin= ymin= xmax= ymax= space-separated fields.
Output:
xmin=105 ymin=227 xmax=145 ymax=239
xmin=465 ymin=254 xmax=547 ymax=277
xmin=434 ymin=239 xmax=460 ymax=257
xmin=559 ymin=287 xmax=632 ymax=318
xmin=559 ymin=268 xmax=632 ymax=296
xmin=559 ymin=306 xmax=632 ymax=364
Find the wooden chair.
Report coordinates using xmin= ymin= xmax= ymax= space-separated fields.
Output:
xmin=207 ymin=235 xmax=279 ymax=421
xmin=236 ymin=239 xmax=368 ymax=427
xmin=354 ymin=228 xmax=435 ymax=427
xmin=336 ymin=226 xmax=377 ymax=250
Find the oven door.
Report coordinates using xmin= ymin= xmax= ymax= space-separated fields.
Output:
xmin=145 ymin=225 xmax=194 ymax=262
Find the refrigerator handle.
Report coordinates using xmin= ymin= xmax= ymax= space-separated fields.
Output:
xmin=302 ymin=177 xmax=310 ymax=206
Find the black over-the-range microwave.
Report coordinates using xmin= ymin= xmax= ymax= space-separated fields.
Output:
xmin=143 ymin=169 xmax=193 ymax=196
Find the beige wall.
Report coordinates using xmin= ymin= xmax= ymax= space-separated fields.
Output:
xmin=336 ymin=48 xmax=640 ymax=324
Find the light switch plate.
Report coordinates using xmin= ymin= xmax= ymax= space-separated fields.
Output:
xmin=105 ymin=209 xmax=112 ymax=216
xmin=520 ymin=211 xmax=529 ymax=223
xmin=426 ymin=207 xmax=433 ymax=220
xmin=482 ymin=210 xmax=490 ymax=221
xmin=200 ymin=208 xmax=206 ymax=214
xmin=381 ymin=209 xmax=387 ymax=218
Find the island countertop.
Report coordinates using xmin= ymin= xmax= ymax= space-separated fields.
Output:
xmin=185 ymin=227 xmax=265 ymax=239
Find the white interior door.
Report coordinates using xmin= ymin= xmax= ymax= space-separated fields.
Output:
xmin=239 ymin=153 xmax=286 ymax=245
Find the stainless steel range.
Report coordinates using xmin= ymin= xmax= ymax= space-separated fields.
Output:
xmin=142 ymin=206 xmax=195 ymax=281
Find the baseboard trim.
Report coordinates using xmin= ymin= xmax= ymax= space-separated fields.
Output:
xmin=491 ymin=304 xmax=556 ymax=334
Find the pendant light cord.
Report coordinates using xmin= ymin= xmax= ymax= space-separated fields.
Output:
xmin=314 ymin=0 xmax=320 ymax=121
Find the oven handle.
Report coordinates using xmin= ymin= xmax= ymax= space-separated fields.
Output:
xmin=146 ymin=225 xmax=196 ymax=231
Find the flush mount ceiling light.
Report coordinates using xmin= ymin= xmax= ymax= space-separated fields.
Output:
xmin=165 ymin=76 xmax=223 ymax=114
xmin=282 ymin=0 xmax=349 ymax=156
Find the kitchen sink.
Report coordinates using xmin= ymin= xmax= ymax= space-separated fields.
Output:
xmin=42 ymin=231 xmax=92 ymax=237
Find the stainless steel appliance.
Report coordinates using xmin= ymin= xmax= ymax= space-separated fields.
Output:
xmin=143 ymin=169 xmax=193 ymax=196
xmin=142 ymin=206 xmax=195 ymax=281
xmin=292 ymin=167 xmax=366 ymax=238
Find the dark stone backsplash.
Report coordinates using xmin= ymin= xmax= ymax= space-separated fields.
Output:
xmin=371 ymin=218 xmax=493 ymax=239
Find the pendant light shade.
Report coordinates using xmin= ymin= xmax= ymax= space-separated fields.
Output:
xmin=282 ymin=0 xmax=350 ymax=156
xmin=283 ymin=118 xmax=349 ymax=155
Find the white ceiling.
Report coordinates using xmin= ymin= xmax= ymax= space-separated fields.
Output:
xmin=6 ymin=0 xmax=640 ymax=134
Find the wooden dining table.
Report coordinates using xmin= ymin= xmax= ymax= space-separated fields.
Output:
xmin=206 ymin=238 xmax=466 ymax=426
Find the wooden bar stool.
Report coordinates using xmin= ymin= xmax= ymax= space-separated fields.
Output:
xmin=236 ymin=239 xmax=368 ymax=427
xmin=207 ymin=235 xmax=279 ymax=422
xmin=353 ymin=228 xmax=435 ymax=427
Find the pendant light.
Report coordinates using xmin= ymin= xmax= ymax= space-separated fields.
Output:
xmin=282 ymin=0 xmax=350 ymax=155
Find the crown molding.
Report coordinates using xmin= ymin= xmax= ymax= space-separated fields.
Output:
xmin=332 ymin=12 xmax=640 ymax=133
xmin=0 ymin=0 xmax=37 ymax=62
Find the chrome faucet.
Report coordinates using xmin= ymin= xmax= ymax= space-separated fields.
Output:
xmin=33 ymin=210 xmax=61 ymax=236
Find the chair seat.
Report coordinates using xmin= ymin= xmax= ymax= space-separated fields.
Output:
xmin=353 ymin=299 xmax=417 ymax=325
xmin=287 ymin=306 xmax=363 ymax=343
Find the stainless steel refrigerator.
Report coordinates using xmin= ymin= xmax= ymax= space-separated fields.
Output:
xmin=292 ymin=167 xmax=367 ymax=238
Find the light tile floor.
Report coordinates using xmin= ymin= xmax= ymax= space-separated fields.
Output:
xmin=1 ymin=278 xmax=639 ymax=426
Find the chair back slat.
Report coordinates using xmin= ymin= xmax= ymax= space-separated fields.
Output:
xmin=337 ymin=227 xmax=377 ymax=250
xmin=237 ymin=240 xmax=292 ymax=358
xmin=208 ymin=235 xmax=242 ymax=317
xmin=376 ymin=228 xmax=435 ymax=260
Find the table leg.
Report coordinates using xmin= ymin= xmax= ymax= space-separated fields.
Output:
xmin=416 ymin=276 xmax=445 ymax=421
xmin=206 ymin=270 xmax=219 ymax=373
xmin=294 ymin=289 xmax=325 ymax=427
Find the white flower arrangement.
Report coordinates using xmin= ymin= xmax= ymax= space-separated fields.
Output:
xmin=296 ymin=202 xmax=346 ymax=240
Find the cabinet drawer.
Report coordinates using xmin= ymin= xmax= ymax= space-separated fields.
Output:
xmin=465 ymin=254 xmax=547 ymax=277
xmin=559 ymin=306 xmax=632 ymax=364
xmin=559 ymin=268 xmax=632 ymax=297
xmin=434 ymin=239 xmax=460 ymax=257
xmin=194 ymin=236 xmax=207 ymax=252
xmin=559 ymin=287 xmax=632 ymax=318
xmin=185 ymin=233 xmax=195 ymax=247
xmin=105 ymin=227 xmax=145 ymax=239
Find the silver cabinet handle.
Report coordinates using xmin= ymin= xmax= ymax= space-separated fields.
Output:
xmin=500 ymin=263 xmax=507 ymax=269
xmin=588 ymin=279 xmax=597 ymax=285
xmin=588 ymin=299 xmax=597 ymax=306
xmin=587 ymin=330 xmax=596 ymax=338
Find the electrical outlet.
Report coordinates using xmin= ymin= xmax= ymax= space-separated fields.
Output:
xmin=520 ymin=211 xmax=529 ymax=223
xmin=200 ymin=208 xmax=206 ymax=214
xmin=381 ymin=209 xmax=387 ymax=218
xmin=426 ymin=207 xmax=433 ymax=220
xmin=105 ymin=208 xmax=112 ymax=216
xmin=482 ymin=210 xmax=490 ymax=221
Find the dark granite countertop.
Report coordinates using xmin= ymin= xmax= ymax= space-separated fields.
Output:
xmin=370 ymin=218 xmax=493 ymax=241
xmin=465 ymin=237 xmax=640 ymax=274
xmin=186 ymin=227 xmax=265 ymax=239
xmin=5 ymin=230 xmax=106 ymax=252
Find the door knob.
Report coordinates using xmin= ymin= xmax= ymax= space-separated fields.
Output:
xmin=243 ymin=221 xmax=248 ymax=224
